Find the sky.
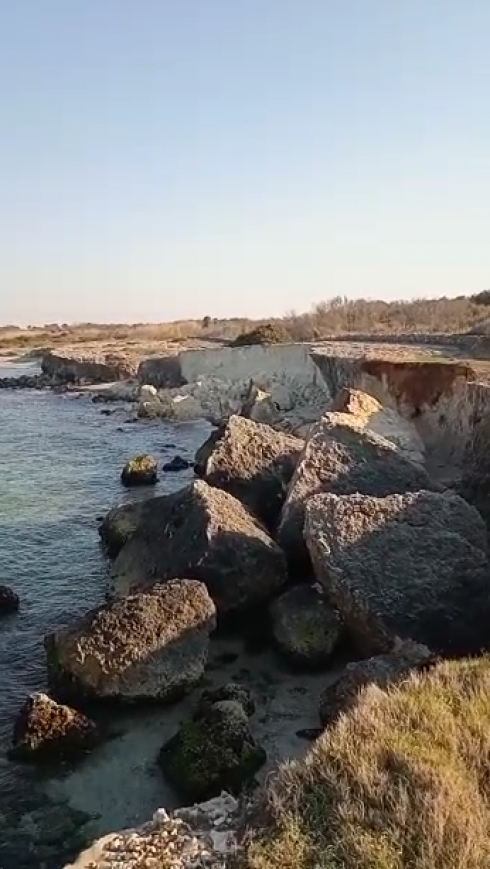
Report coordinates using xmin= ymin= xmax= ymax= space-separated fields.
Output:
xmin=0 ymin=1 xmax=489 ymax=324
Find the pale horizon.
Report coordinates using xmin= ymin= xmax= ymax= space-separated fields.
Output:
xmin=1 ymin=1 xmax=489 ymax=324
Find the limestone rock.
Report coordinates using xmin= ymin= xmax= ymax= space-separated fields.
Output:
xmin=195 ymin=415 xmax=303 ymax=530
xmin=11 ymin=693 xmax=99 ymax=761
xmin=318 ymin=640 xmax=434 ymax=727
xmin=270 ymin=585 xmax=342 ymax=668
xmin=42 ymin=351 xmax=136 ymax=384
xmin=197 ymin=682 xmax=255 ymax=717
xmin=120 ymin=454 xmax=158 ymax=487
xmin=278 ymin=412 xmax=436 ymax=568
xmin=305 ymin=489 xmax=490 ymax=657
xmin=110 ymin=480 xmax=287 ymax=615
xmin=45 ymin=579 xmax=216 ymax=702
xmin=240 ymin=380 xmax=280 ymax=426
xmin=159 ymin=699 xmax=266 ymax=802
xmin=98 ymin=500 xmax=151 ymax=558
xmin=0 ymin=584 xmax=19 ymax=615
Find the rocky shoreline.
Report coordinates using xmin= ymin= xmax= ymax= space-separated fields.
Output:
xmin=4 ymin=342 xmax=490 ymax=867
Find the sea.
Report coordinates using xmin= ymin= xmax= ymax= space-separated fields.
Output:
xmin=0 ymin=358 xmax=210 ymax=869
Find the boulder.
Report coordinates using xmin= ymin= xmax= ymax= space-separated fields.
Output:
xmin=278 ymin=412 xmax=437 ymax=568
xmin=45 ymin=579 xmax=216 ymax=702
xmin=110 ymin=480 xmax=287 ymax=616
xmin=196 ymin=682 xmax=255 ymax=717
xmin=270 ymin=585 xmax=342 ymax=668
xmin=240 ymin=380 xmax=280 ymax=426
xmin=98 ymin=500 xmax=151 ymax=558
xmin=195 ymin=416 xmax=303 ymax=530
xmin=11 ymin=693 xmax=99 ymax=761
xmin=162 ymin=455 xmax=193 ymax=472
xmin=0 ymin=584 xmax=19 ymax=615
xmin=305 ymin=489 xmax=490 ymax=657
xmin=159 ymin=699 xmax=266 ymax=802
xmin=121 ymin=454 xmax=158 ymax=487
xmin=318 ymin=640 xmax=434 ymax=727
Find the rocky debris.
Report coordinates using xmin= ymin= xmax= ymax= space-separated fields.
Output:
xmin=159 ymin=697 xmax=266 ymax=802
xmin=195 ymin=415 xmax=303 ymax=531
xmin=138 ymin=390 xmax=205 ymax=422
xmin=121 ymin=454 xmax=158 ymax=487
xmin=197 ymin=682 xmax=256 ymax=717
xmin=111 ymin=480 xmax=287 ymax=616
xmin=98 ymin=500 xmax=151 ymax=558
xmin=11 ymin=693 xmax=99 ymax=762
xmin=278 ymin=412 xmax=437 ymax=568
xmin=0 ymin=373 xmax=52 ymax=390
xmin=42 ymin=351 xmax=136 ymax=384
xmin=330 ymin=387 xmax=425 ymax=465
xmin=45 ymin=579 xmax=216 ymax=702
xmin=318 ymin=640 xmax=434 ymax=727
xmin=270 ymin=584 xmax=342 ymax=668
xmin=63 ymin=793 xmax=241 ymax=869
xmin=0 ymin=584 xmax=19 ymax=615
xmin=229 ymin=322 xmax=293 ymax=346
xmin=305 ymin=489 xmax=490 ymax=657
xmin=163 ymin=455 xmax=194 ymax=472
xmin=240 ymin=380 xmax=280 ymax=426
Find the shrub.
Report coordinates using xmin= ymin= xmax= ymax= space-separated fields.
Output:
xmin=229 ymin=322 xmax=293 ymax=347
xmin=243 ymin=657 xmax=490 ymax=869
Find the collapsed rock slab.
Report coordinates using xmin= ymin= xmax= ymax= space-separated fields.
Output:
xmin=11 ymin=693 xmax=99 ymax=761
xmin=195 ymin=415 xmax=303 ymax=530
xmin=45 ymin=579 xmax=216 ymax=702
xmin=319 ymin=640 xmax=434 ymax=727
xmin=98 ymin=500 xmax=151 ymax=558
xmin=159 ymin=698 xmax=266 ymax=802
xmin=278 ymin=412 xmax=436 ymax=568
xmin=120 ymin=454 xmax=158 ymax=487
xmin=270 ymin=585 xmax=342 ymax=668
xmin=305 ymin=490 xmax=490 ymax=657
xmin=110 ymin=480 xmax=287 ymax=615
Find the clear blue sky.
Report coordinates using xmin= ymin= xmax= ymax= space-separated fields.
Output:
xmin=1 ymin=1 xmax=489 ymax=324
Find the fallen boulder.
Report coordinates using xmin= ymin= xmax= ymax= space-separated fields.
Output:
xmin=318 ymin=640 xmax=434 ymax=727
xmin=0 ymin=584 xmax=19 ymax=615
xmin=45 ymin=579 xmax=216 ymax=702
xmin=305 ymin=489 xmax=490 ymax=657
xmin=159 ymin=698 xmax=266 ymax=802
xmin=98 ymin=500 xmax=151 ymax=558
xmin=195 ymin=415 xmax=303 ymax=530
xmin=121 ymin=454 xmax=158 ymax=487
xmin=270 ymin=584 xmax=342 ymax=668
xmin=278 ymin=412 xmax=437 ymax=569
xmin=240 ymin=380 xmax=280 ymax=426
xmin=110 ymin=480 xmax=287 ymax=616
xmin=11 ymin=693 xmax=99 ymax=761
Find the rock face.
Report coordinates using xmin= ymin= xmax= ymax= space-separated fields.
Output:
xmin=42 ymin=351 xmax=136 ymax=383
xmin=159 ymin=695 xmax=266 ymax=802
xmin=305 ymin=490 xmax=490 ymax=657
xmin=11 ymin=693 xmax=99 ymax=761
xmin=137 ymin=355 xmax=186 ymax=389
xmin=121 ymin=454 xmax=158 ymax=487
xmin=111 ymin=480 xmax=287 ymax=615
xmin=45 ymin=580 xmax=216 ymax=702
xmin=270 ymin=585 xmax=342 ymax=668
xmin=98 ymin=500 xmax=151 ymax=558
xmin=0 ymin=585 xmax=19 ymax=615
xmin=278 ymin=412 xmax=436 ymax=568
xmin=318 ymin=640 xmax=434 ymax=727
xmin=195 ymin=416 xmax=303 ymax=530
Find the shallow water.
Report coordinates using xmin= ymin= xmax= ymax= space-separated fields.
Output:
xmin=0 ymin=361 xmax=210 ymax=868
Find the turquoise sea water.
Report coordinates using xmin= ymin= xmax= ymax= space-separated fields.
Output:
xmin=0 ymin=361 xmax=208 ymax=868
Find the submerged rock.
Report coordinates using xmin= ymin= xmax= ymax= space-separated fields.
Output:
xmin=195 ymin=415 xmax=303 ymax=530
xmin=120 ymin=454 xmax=158 ymax=487
xmin=319 ymin=640 xmax=435 ymax=727
xmin=0 ymin=584 xmax=19 ymax=615
xmin=98 ymin=500 xmax=151 ymax=557
xmin=306 ymin=489 xmax=490 ymax=657
xmin=11 ymin=693 xmax=99 ymax=762
xmin=159 ymin=698 xmax=266 ymax=802
xmin=45 ymin=579 xmax=216 ymax=702
xmin=278 ymin=412 xmax=437 ymax=568
xmin=111 ymin=479 xmax=287 ymax=616
xmin=270 ymin=584 xmax=342 ymax=668
xmin=162 ymin=454 xmax=193 ymax=472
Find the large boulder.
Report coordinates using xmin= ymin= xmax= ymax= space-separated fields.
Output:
xmin=278 ymin=412 xmax=437 ymax=569
xmin=195 ymin=416 xmax=303 ymax=531
xmin=0 ymin=584 xmax=19 ymax=615
xmin=305 ymin=489 xmax=490 ymax=657
xmin=121 ymin=454 xmax=158 ymax=487
xmin=318 ymin=640 xmax=434 ymax=727
xmin=45 ymin=579 xmax=216 ymax=702
xmin=110 ymin=480 xmax=287 ymax=616
xmin=270 ymin=585 xmax=342 ymax=668
xmin=98 ymin=500 xmax=151 ymax=557
xmin=11 ymin=693 xmax=99 ymax=761
xmin=159 ymin=697 xmax=266 ymax=802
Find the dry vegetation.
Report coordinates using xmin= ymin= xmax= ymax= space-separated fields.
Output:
xmin=2 ymin=293 xmax=490 ymax=355
xmin=242 ymin=657 xmax=490 ymax=869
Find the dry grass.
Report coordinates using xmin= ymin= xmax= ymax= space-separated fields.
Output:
xmin=242 ymin=657 xmax=490 ymax=869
